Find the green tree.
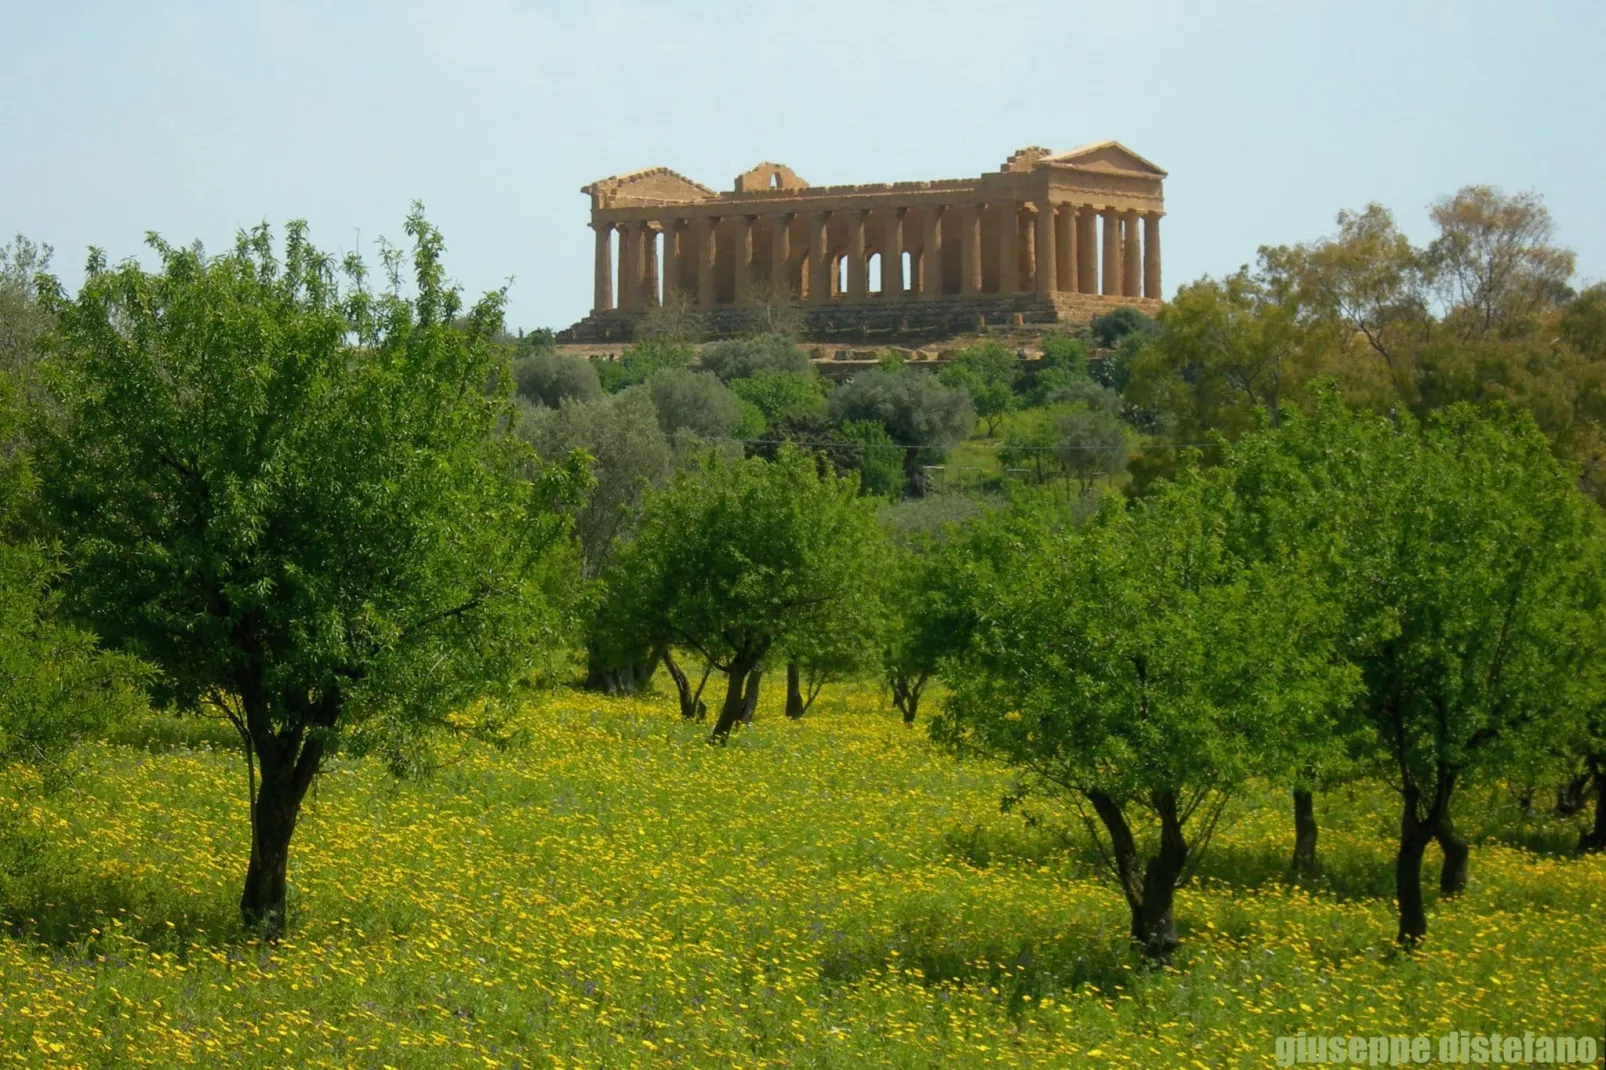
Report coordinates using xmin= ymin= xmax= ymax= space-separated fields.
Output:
xmin=834 ymin=419 xmax=904 ymax=499
xmin=935 ymin=472 xmax=1349 ymax=961
xmin=827 ymin=369 xmax=974 ymax=491
xmin=1224 ymin=394 xmax=1597 ymax=944
xmin=513 ymin=349 xmax=603 ymax=409
xmin=0 ymin=373 xmax=146 ymax=783
xmin=647 ymin=366 xmax=762 ymax=444
xmin=605 ymin=446 xmax=882 ymax=741
xmin=698 ymin=332 xmax=811 ymax=381
xmin=519 ymin=390 xmax=674 ymax=693
xmin=597 ymin=337 xmax=696 ymax=393
xmin=939 ymin=341 xmax=1020 ymax=436
xmin=34 ymin=212 xmax=584 ymax=937
xmin=727 ymin=369 xmax=826 ymax=427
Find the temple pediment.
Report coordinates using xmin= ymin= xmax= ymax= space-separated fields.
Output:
xmin=582 ymin=167 xmax=716 ymax=208
xmin=1047 ymin=141 xmax=1167 ymax=177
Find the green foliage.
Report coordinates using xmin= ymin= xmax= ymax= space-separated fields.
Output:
xmin=835 ymin=419 xmax=904 ymax=499
xmin=512 ymin=350 xmax=602 ymax=409
xmin=698 ymin=332 xmax=811 ymax=381
xmin=727 ymin=369 xmax=826 ymax=426
xmin=32 ymin=209 xmax=586 ymax=934
xmin=937 ymin=469 xmax=1352 ymax=956
xmin=1088 ymin=305 xmax=1158 ymax=350
xmin=603 ymin=445 xmax=883 ymax=738
xmin=0 ymin=235 xmax=53 ymax=383
xmin=0 ymin=388 xmax=146 ymax=782
xmin=939 ymin=342 xmax=1020 ymax=436
xmin=597 ymin=338 xmax=696 ymax=393
xmin=827 ymin=369 xmax=975 ymax=488
xmin=1025 ymin=334 xmax=1090 ymax=406
xmin=647 ymin=366 xmax=754 ymax=443
xmin=1221 ymin=391 xmax=1601 ymax=941
xmin=517 ymin=390 xmax=671 ymax=581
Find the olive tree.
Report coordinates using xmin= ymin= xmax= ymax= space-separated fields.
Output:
xmin=936 ymin=471 xmax=1350 ymax=961
xmin=34 ymin=212 xmax=583 ymax=937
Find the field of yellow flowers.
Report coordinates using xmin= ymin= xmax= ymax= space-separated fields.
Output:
xmin=1 ymin=684 xmax=1602 ymax=1067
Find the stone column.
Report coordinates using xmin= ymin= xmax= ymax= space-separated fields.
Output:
xmin=617 ymin=222 xmax=640 ymax=311
xmin=661 ymin=219 xmax=679 ymax=301
xmin=998 ymin=202 xmax=1019 ymax=294
xmin=1021 ymin=211 xmax=1035 ymax=291
xmin=697 ymin=217 xmax=717 ymax=310
xmin=961 ymin=205 xmax=981 ymax=295
xmin=883 ymin=208 xmax=904 ymax=296
xmin=1034 ymin=202 xmax=1056 ymax=295
xmin=1076 ymin=207 xmax=1097 ymax=295
xmin=592 ymin=221 xmax=614 ymax=313
xmin=733 ymin=216 xmax=753 ymax=306
xmin=809 ymin=212 xmax=830 ymax=304
xmin=847 ymin=211 xmax=867 ymax=300
xmin=1122 ymin=210 xmax=1141 ymax=297
xmin=920 ymin=207 xmax=943 ymax=297
xmin=769 ymin=214 xmax=791 ymax=297
xmin=1055 ymin=206 xmax=1075 ymax=293
xmin=1101 ymin=209 xmax=1121 ymax=297
xmin=1143 ymin=212 xmax=1162 ymax=299
xmin=642 ymin=225 xmax=660 ymax=306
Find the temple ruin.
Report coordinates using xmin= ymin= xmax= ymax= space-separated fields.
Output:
xmin=559 ymin=142 xmax=1165 ymax=342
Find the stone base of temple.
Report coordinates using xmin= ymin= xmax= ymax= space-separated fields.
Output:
xmin=557 ymin=293 xmax=1161 ymax=345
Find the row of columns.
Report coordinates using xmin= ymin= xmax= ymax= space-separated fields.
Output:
xmin=592 ymin=202 xmax=1160 ymax=313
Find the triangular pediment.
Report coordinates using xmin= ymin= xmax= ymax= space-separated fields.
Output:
xmin=582 ymin=167 xmax=716 ymax=208
xmin=1046 ymin=141 xmax=1166 ymax=177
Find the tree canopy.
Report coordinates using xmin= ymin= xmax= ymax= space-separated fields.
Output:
xmin=33 ymin=210 xmax=585 ymax=936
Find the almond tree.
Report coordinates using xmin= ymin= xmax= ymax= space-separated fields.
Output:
xmin=34 ymin=211 xmax=583 ymax=937
xmin=936 ymin=471 xmax=1350 ymax=961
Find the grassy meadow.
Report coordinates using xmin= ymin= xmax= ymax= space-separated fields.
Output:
xmin=1 ymin=685 xmax=1602 ymax=1067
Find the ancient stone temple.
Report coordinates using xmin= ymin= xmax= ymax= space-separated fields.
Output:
xmin=559 ymin=142 xmax=1165 ymax=343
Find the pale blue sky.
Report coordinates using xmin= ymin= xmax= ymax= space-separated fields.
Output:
xmin=3 ymin=0 xmax=1602 ymax=332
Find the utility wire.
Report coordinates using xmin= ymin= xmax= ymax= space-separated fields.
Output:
xmin=664 ymin=430 xmax=1213 ymax=454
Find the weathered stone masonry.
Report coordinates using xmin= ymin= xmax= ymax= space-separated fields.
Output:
xmin=560 ymin=143 xmax=1165 ymax=342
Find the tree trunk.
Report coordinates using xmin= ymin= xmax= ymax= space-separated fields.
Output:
xmin=1290 ymin=787 xmax=1318 ymax=878
xmin=785 ymin=662 xmax=805 ymax=720
xmin=1557 ymin=769 xmax=1591 ymax=817
xmin=1580 ymin=755 xmax=1606 ymax=853
xmin=663 ymin=650 xmax=710 ymax=721
xmin=1133 ymin=791 xmax=1187 ymax=963
xmin=889 ymin=670 xmax=926 ymax=726
xmin=739 ymin=666 xmax=763 ymax=725
xmin=239 ymin=732 xmax=324 ymax=940
xmin=1087 ymin=789 xmax=1187 ymax=964
xmin=1395 ymin=780 xmax=1445 ymax=948
xmin=1435 ymin=811 xmax=1469 ymax=896
xmin=710 ymin=658 xmax=760 ymax=742
xmin=582 ymin=642 xmax=658 ymax=695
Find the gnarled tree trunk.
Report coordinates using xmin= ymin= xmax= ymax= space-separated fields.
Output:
xmin=1290 ymin=787 xmax=1318 ymax=878
xmin=889 ymin=669 xmax=927 ymax=726
xmin=1087 ymin=788 xmax=1188 ymax=964
xmin=663 ymin=650 xmax=711 ymax=721
xmin=711 ymin=657 xmax=762 ymax=742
